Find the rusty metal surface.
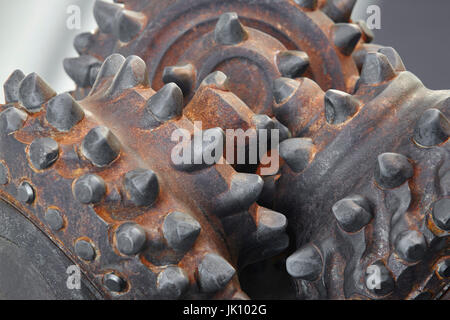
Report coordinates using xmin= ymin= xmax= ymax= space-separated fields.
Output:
xmin=0 ymin=0 xmax=448 ymax=300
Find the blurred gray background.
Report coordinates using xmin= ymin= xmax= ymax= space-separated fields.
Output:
xmin=0 ymin=0 xmax=449 ymax=103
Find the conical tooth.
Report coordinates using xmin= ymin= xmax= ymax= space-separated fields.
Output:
xmin=333 ymin=23 xmax=362 ymax=56
xmin=113 ymin=9 xmax=145 ymax=42
xmin=93 ymin=0 xmax=122 ymax=34
xmin=200 ymin=71 xmax=229 ymax=91
xmin=293 ymin=0 xmax=318 ymax=10
xmin=46 ymin=93 xmax=84 ymax=132
xmin=378 ymin=47 xmax=405 ymax=72
xmin=273 ymin=77 xmax=300 ymax=104
xmin=252 ymin=114 xmax=275 ymax=131
xmin=214 ymin=12 xmax=248 ymax=45
xmin=162 ymin=64 xmax=196 ymax=96
xmin=123 ymin=168 xmax=159 ymax=206
xmin=360 ymin=52 xmax=396 ymax=85
xmin=365 ymin=261 xmax=395 ymax=296
xmin=322 ymin=0 xmax=357 ymax=23
xmin=437 ymin=259 xmax=450 ymax=278
xmin=332 ymin=195 xmax=372 ymax=233
xmin=394 ymin=230 xmax=427 ymax=263
xmin=324 ymin=89 xmax=359 ymax=124
xmin=81 ymin=126 xmax=121 ymax=167
xmin=18 ymin=73 xmax=56 ymax=113
xmin=432 ymin=199 xmax=450 ymax=231
xmin=17 ymin=182 xmax=35 ymax=204
xmin=145 ymin=83 xmax=183 ymax=122
xmin=276 ymin=51 xmax=310 ymax=78
xmin=413 ymin=108 xmax=450 ymax=147
xmin=197 ymin=253 xmax=236 ymax=293
xmin=0 ymin=107 xmax=27 ymax=134
xmin=73 ymin=32 xmax=93 ymax=54
xmin=28 ymin=138 xmax=59 ymax=170
xmin=286 ymin=244 xmax=323 ymax=281
xmin=90 ymin=54 xmax=126 ymax=94
xmin=107 ymin=55 xmax=149 ymax=96
xmin=63 ymin=55 xmax=102 ymax=87
xmin=374 ymin=153 xmax=413 ymax=189
xmin=115 ymin=223 xmax=146 ymax=255
xmin=231 ymin=173 xmax=263 ymax=208
xmin=157 ymin=266 xmax=189 ymax=299
xmin=256 ymin=208 xmax=287 ymax=242
xmin=279 ymin=138 xmax=313 ymax=173
xmin=73 ymin=174 xmax=106 ymax=204
xmin=355 ymin=20 xmax=374 ymax=43
xmin=163 ymin=211 xmax=201 ymax=251
xmin=3 ymin=70 xmax=25 ymax=103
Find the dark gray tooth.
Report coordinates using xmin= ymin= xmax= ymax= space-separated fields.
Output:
xmin=332 ymin=195 xmax=372 ymax=233
xmin=279 ymin=138 xmax=313 ymax=173
xmin=75 ymin=239 xmax=96 ymax=261
xmin=46 ymin=93 xmax=84 ymax=132
xmin=394 ymin=230 xmax=427 ymax=263
xmin=413 ymin=108 xmax=450 ymax=147
xmin=17 ymin=182 xmax=35 ymax=204
xmin=157 ymin=266 xmax=189 ymax=299
xmin=256 ymin=208 xmax=287 ymax=242
xmin=286 ymin=244 xmax=323 ymax=281
xmin=324 ymin=89 xmax=359 ymax=124
xmin=107 ymin=55 xmax=148 ymax=96
xmin=104 ymin=273 xmax=127 ymax=292
xmin=73 ymin=32 xmax=93 ymax=54
xmin=432 ymin=198 xmax=450 ymax=231
xmin=333 ymin=23 xmax=362 ymax=56
xmin=19 ymin=73 xmax=56 ymax=112
xmin=322 ymin=0 xmax=357 ymax=23
xmin=145 ymin=83 xmax=183 ymax=122
xmin=3 ymin=69 xmax=25 ymax=103
xmin=113 ymin=9 xmax=145 ymax=42
xmin=73 ymin=174 xmax=106 ymax=204
xmin=28 ymin=137 xmax=59 ymax=170
xmin=123 ymin=169 xmax=159 ymax=206
xmin=355 ymin=20 xmax=374 ymax=43
xmin=163 ymin=211 xmax=201 ymax=251
xmin=374 ymin=153 xmax=413 ymax=189
xmin=252 ymin=114 xmax=275 ymax=131
xmin=90 ymin=54 xmax=126 ymax=94
xmin=63 ymin=55 xmax=102 ymax=87
xmin=273 ymin=77 xmax=299 ymax=104
xmin=293 ymin=0 xmax=318 ymax=10
xmin=277 ymin=51 xmax=310 ymax=78
xmin=365 ymin=261 xmax=395 ymax=296
xmin=216 ymin=173 xmax=264 ymax=215
xmin=162 ymin=64 xmax=196 ymax=95
xmin=93 ymin=0 xmax=122 ymax=34
xmin=437 ymin=259 xmax=450 ymax=278
xmin=115 ymin=223 xmax=146 ymax=255
xmin=197 ymin=253 xmax=236 ymax=293
xmin=360 ymin=52 xmax=396 ymax=85
xmin=81 ymin=126 xmax=121 ymax=167
xmin=214 ymin=12 xmax=247 ymax=45
xmin=200 ymin=71 xmax=229 ymax=92
xmin=378 ymin=47 xmax=405 ymax=72
xmin=0 ymin=107 xmax=27 ymax=134
xmin=44 ymin=208 xmax=64 ymax=231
